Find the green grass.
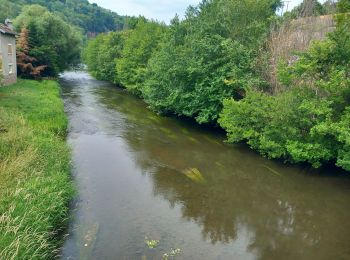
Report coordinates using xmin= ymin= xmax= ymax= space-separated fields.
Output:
xmin=0 ymin=79 xmax=74 ymax=259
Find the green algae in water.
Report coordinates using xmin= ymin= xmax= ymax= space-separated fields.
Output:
xmin=204 ymin=135 xmax=221 ymax=145
xmin=163 ymin=248 xmax=182 ymax=259
xmin=215 ymin=161 xmax=224 ymax=168
xmin=159 ymin=127 xmax=173 ymax=135
xmin=145 ymin=237 xmax=160 ymax=249
xmin=262 ymin=165 xmax=282 ymax=177
xmin=181 ymin=128 xmax=189 ymax=135
xmin=182 ymin=168 xmax=206 ymax=184
xmin=167 ymin=134 xmax=178 ymax=140
xmin=188 ymin=136 xmax=200 ymax=144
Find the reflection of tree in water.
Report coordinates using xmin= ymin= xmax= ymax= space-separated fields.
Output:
xmin=150 ymin=166 xmax=350 ymax=260
xmin=96 ymin=85 xmax=350 ymax=260
xmin=152 ymin=167 xmax=239 ymax=244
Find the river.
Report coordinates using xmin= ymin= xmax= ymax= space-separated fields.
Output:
xmin=59 ymin=71 xmax=350 ymax=260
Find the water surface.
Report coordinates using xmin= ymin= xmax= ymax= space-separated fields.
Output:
xmin=60 ymin=71 xmax=350 ymax=260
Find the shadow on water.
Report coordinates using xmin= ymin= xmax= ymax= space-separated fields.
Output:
xmin=60 ymin=71 xmax=350 ymax=260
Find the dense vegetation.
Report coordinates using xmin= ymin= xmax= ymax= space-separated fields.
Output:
xmin=1 ymin=1 xmax=146 ymax=78
xmin=84 ymin=0 xmax=349 ymax=172
xmin=0 ymin=80 xmax=73 ymax=259
xmin=14 ymin=5 xmax=83 ymax=77
xmin=85 ymin=0 xmax=281 ymax=122
xmin=0 ymin=0 xmax=128 ymax=33
xmin=219 ymin=5 xmax=350 ymax=170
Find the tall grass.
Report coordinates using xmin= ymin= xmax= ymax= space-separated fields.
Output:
xmin=0 ymin=80 xmax=74 ymax=259
xmin=266 ymin=15 xmax=335 ymax=93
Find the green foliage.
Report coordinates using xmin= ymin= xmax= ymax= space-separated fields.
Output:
xmin=0 ymin=0 xmax=21 ymax=23
xmin=144 ymin=238 xmax=160 ymax=249
xmin=83 ymin=0 xmax=349 ymax=171
xmin=0 ymin=80 xmax=74 ymax=259
xmin=0 ymin=0 xmax=127 ymax=33
xmin=142 ymin=0 xmax=279 ymax=123
xmin=14 ymin=5 xmax=83 ymax=77
xmin=83 ymin=31 xmax=128 ymax=83
xmin=220 ymin=13 xmax=350 ymax=171
xmin=337 ymin=0 xmax=350 ymax=13
xmin=143 ymin=34 xmax=255 ymax=123
xmin=84 ymin=19 xmax=165 ymax=89
xmin=116 ymin=20 xmax=166 ymax=95
xmin=84 ymin=0 xmax=279 ymax=123
xmin=219 ymin=89 xmax=336 ymax=167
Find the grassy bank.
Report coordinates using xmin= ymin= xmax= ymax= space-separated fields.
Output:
xmin=0 ymin=80 xmax=73 ymax=259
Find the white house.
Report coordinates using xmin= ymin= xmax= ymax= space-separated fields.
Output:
xmin=0 ymin=19 xmax=17 ymax=86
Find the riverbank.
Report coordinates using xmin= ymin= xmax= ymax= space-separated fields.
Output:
xmin=0 ymin=80 xmax=74 ymax=259
xmin=83 ymin=5 xmax=350 ymax=172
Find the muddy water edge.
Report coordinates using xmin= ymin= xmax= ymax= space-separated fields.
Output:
xmin=59 ymin=71 xmax=350 ymax=260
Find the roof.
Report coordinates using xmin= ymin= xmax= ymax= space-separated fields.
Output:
xmin=0 ymin=24 xmax=16 ymax=36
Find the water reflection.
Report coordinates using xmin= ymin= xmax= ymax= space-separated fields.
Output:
xmin=61 ymin=72 xmax=350 ymax=260
xmin=95 ymin=83 xmax=350 ymax=259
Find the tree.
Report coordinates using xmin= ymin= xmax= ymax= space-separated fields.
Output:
xmin=337 ymin=0 xmax=350 ymax=13
xmin=83 ymin=31 xmax=129 ymax=83
xmin=116 ymin=20 xmax=166 ymax=95
xmin=14 ymin=5 xmax=83 ymax=77
xmin=142 ymin=0 xmax=280 ymax=124
xmin=16 ymin=27 xmax=46 ymax=78
xmin=219 ymin=12 xmax=350 ymax=171
xmin=0 ymin=0 xmax=128 ymax=34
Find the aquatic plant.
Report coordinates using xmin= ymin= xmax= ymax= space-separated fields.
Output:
xmin=182 ymin=168 xmax=206 ymax=184
xmin=144 ymin=237 xmax=160 ymax=249
xmin=163 ymin=248 xmax=182 ymax=259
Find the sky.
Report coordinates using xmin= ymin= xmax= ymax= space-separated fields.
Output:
xmin=89 ymin=0 xmax=323 ymax=23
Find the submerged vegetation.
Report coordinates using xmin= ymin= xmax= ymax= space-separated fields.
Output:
xmin=0 ymin=80 xmax=73 ymax=259
xmin=144 ymin=237 xmax=182 ymax=259
xmin=145 ymin=237 xmax=160 ymax=249
xmin=84 ymin=0 xmax=350 ymax=172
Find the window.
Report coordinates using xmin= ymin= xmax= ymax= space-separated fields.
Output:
xmin=8 ymin=64 xmax=13 ymax=74
xmin=8 ymin=44 xmax=12 ymax=55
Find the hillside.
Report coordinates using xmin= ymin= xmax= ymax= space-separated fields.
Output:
xmin=0 ymin=0 xmax=127 ymax=33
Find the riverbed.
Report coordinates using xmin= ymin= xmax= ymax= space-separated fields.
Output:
xmin=60 ymin=71 xmax=350 ymax=260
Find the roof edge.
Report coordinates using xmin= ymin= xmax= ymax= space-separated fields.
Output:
xmin=0 ymin=24 xmax=16 ymax=36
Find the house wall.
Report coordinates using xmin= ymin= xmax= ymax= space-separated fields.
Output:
xmin=0 ymin=33 xmax=17 ymax=86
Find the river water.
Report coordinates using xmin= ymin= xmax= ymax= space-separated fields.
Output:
xmin=59 ymin=71 xmax=350 ymax=260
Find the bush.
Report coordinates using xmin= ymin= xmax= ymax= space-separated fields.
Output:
xmin=116 ymin=20 xmax=166 ymax=95
xmin=142 ymin=0 xmax=279 ymax=124
xmin=219 ymin=12 xmax=350 ymax=170
xmin=83 ymin=31 xmax=128 ymax=83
